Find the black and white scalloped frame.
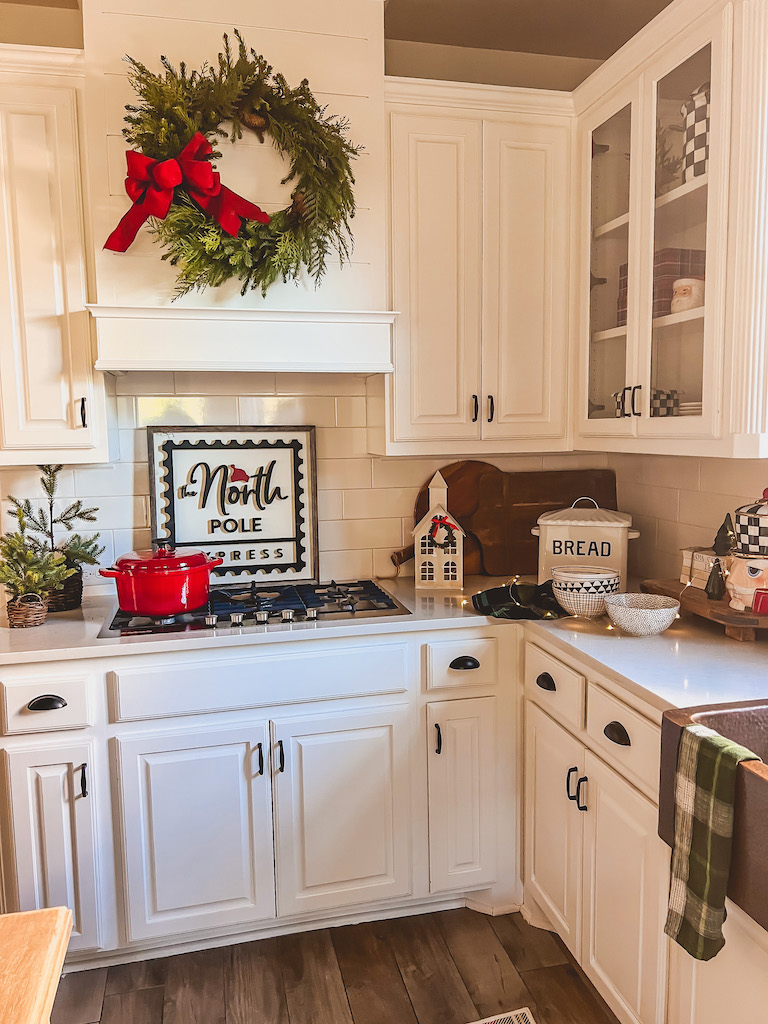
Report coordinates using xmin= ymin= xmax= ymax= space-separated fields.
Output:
xmin=147 ymin=425 xmax=318 ymax=584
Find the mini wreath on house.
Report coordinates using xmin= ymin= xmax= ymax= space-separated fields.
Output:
xmin=105 ymin=31 xmax=361 ymax=297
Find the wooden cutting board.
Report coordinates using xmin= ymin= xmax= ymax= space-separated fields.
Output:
xmin=391 ymin=461 xmax=617 ymax=577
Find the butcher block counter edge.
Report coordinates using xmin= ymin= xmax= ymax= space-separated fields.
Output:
xmin=0 ymin=907 xmax=72 ymax=1024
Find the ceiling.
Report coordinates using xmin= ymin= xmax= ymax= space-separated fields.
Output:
xmin=384 ymin=0 xmax=675 ymax=61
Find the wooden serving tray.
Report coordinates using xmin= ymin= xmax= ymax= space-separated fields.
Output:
xmin=642 ymin=578 xmax=768 ymax=642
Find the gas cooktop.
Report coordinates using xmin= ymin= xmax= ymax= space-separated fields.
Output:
xmin=99 ymin=579 xmax=410 ymax=637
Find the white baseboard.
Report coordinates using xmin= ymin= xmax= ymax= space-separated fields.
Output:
xmin=520 ymin=896 xmax=555 ymax=931
xmin=464 ymin=896 xmax=522 ymax=916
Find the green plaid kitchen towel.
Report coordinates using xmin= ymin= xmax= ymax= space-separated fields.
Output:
xmin=664 ymin=723 xmax=760 ymax=960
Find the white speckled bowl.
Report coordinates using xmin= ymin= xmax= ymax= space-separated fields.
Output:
xmin=604 ymin=593 xmax=680 ymax=636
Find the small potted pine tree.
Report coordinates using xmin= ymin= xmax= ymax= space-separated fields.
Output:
xmin=7 ymin=465 xmax=104 ymax=611
xmin=0 ymin=509 xmax=74 ymax=627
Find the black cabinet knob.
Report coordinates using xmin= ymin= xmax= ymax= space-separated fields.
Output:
xmin=535 ymin=672 xmax=556 ymax=692
xmin=27 ymin=694 xmax=67 ymax=712
xmin=603 ymin=721 xmax=631 ymax=746
xmin=449 ymin=655 xmax=480 ymax=671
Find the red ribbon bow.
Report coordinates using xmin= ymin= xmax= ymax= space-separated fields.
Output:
xmin=429 ymin=515 xmax=459 ymax=540
xmin=104 ymin=132 xmax=270 ymax=252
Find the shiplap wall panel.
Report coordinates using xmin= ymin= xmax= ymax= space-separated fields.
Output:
xmin=82 ymin=0 xmax=387 ymax=310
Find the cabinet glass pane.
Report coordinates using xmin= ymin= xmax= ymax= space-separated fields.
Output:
xmin=588 ymin=106 xmax=631 ymax=420
xmin=650 ymin=45 xmax=710 ymax=419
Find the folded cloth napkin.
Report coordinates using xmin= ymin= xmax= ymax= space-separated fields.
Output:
xmin=665 ymin=723 xmax=760 ymax=960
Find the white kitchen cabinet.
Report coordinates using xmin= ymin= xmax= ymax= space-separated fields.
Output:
xmin=273 ymin=707 xmax=412 ymax=916
xmin=524 ymin=701 xmax=583 ymax=955
xmin=525 ymin=679 xmax=669 ymax=1024
xmin=582 ymin=750 xmax=669 ymax=1024
xmin=6 ymin=741 xmax=102 ymax=951
xmin=667 ymin=898 xmax=768 ymax=1024
xmin=427 ymin=696 xmax=497 ymax=893
xmin=0 ymin=65 xmax=108 ymax=464
xmin=369 ymin=80 xmax=572 ymax=456
xmin=116 ymin=723 xmax=276 ymax=941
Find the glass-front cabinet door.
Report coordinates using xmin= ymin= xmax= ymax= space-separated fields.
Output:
xmin=639 ymin=35 xmax=724 ymax=438
xmin=583 ymin=94 xmax=637 ymax=434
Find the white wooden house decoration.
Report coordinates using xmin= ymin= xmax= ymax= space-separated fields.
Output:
xmin=413 ymin=472 xmax=465 ymax=589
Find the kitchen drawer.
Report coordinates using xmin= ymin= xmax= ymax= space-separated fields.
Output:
xmin=1 ymin=675 xmax=90 ymax=734
xmin=586 ymin=684 xmax=660 ymax=795
xmin=425 ymin=637 xmax=497 ymax=690
xmin=525 ymin=644 xmax=585 ymax=732
xmin=110 ymin=642 xmax=408 ymax=721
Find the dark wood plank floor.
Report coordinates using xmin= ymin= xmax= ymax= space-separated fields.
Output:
xmin=51 ymin=910 xmax=619 ymax=1024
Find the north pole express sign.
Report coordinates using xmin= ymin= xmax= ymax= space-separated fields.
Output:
xmin=148 ymin=427 xmax=318 ymax=582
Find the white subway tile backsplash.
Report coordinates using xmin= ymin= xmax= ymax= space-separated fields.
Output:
xmin=0 ymin=467 xmax=76 ymax=501
xmin=78 ymin=530 xmax=116 ymax=583
xmin=641 ymin=454 xmax=700 ymax=491
xmin=342 ymin=487 xmax=419 ymax=520
xmin=136 ymin=396 xmax=239 ymax=427
xmin=315 ymin=427 xmax=369 ymax=459
xmin=678 ymin=489 xmax=752 ymax=531
xmin=112 ymin=528 xmax=153 ymax=556
xmin=115 ymin=372 xmax=176 ymax=396
xmin=319 ymin=549 xmax=373 ymax=581
xmin=275 ymin=373 xmax=367 ymax=396
xmin=698 ymin=458 xmax=768 ymax=499
xmin=372 ymin=458 xmax=447 ymax=489
xmin=317 ymin=490 xmax=343 ymax=521
xmin=319 ymin=518 xmax=403 ymax=552
xmin=86 ymin=495 xmax=149 ymax=532
xmin=115 ymin=396 xmax=137 ymax=429
xmin=118 ymin=428 xmax=148 ymax=463
xmin=238 ymin=396 xmax=336 ymax=428
xmin=174 ymin=372 xmax=276 ymax=396
xmin=73 ymin=463 xmax=149 ymax=498
xmin=316 ymin=458 xmax=372 ymax=490
xmin=335 ymin=396 xmax=367 ymax=427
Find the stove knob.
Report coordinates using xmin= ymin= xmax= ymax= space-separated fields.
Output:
xmin=205 ymin=614 xmax=219 ymax=627
xmin=255 ymin=610 xmax=270 ymax=624
xmin=230 ymin=612 xmax=245 ymax=626
xmin=282 ymin=609 xmax=295 ymax=623
xmin=306 ymin=608 xmax=318 ymax=620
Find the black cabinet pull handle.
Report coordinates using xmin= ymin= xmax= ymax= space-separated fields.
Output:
xmin=621 ymin=385 xmax=632 ymax=417
xmin=255 ymin=742 xmax=264 ymax=776
xmin=80 ymin=397 xmax=87 ymax=428
xmin=631 ymin=385 xmax=641 ymax=417
xmin=535 ymin=672 xmax=556 ymax=692
xmin=566 ymin=766 xmax=578 ymax=801
xmin=603 ymin=720 xmax=631 ymax=746
xmin=487 ymin=395 xmax=495 ymax=423
xmin=276 ymin=739 xmax=285 ymax=773
xmin=576 ymin=776 xmax=588 ymax=811
xmin=449 ymin=655 xmax=480 ymax=671
xmin=435 ymin=723 xmax=442 ymax=755
xmin=79 ymin=763 xmax=88 ymax=798
xmin=471 ymin=395 xmax=479 ymax=422
xmin=27 ymin=694 xmax=67 ymax=712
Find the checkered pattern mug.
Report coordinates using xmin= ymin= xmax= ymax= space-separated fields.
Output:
xmin=681 ymin=82 xmax=710 ymax=183
xmin=735 ymin=488 xmax=768 ymax=556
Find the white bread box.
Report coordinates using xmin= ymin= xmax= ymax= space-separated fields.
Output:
xmin=531 ymin=498 xmax=639 ymax=590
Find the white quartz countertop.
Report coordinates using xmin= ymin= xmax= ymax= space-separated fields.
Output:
xmin=0 ymin=577 xmax=502 ymax=666
xmin=526 ymin=613 xmax=768 ymax=713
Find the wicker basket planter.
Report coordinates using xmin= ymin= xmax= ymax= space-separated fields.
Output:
xmin=7 ymin=594 xmax=50 ymax=628
xmin=47 ymin=568 xmax=84 ymax=612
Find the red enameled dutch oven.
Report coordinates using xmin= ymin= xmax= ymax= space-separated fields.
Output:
xmin=99 ymin=543 xmax=223 ymax=617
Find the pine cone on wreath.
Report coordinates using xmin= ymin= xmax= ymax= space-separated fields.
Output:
xmin=242 ymin=110 xmax=267 ymax=140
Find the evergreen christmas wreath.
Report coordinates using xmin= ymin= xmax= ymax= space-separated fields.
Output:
xmin=105 ymin=31 xmax=361 ymax=297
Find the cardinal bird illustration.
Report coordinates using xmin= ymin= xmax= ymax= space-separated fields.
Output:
xmin=229 ymin=464 xmax=250 ymax=483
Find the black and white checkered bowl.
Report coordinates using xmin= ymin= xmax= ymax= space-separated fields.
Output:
xmin=551 ymin=566 xmax=620 ymax=618
xmin=735 ymin=489 xmax=768 ymax=557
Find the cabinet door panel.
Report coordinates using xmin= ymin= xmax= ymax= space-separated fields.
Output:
xmin=116 ymin=724 xmax=275 ymax=941
xmin=390 ymin=113 xmax=482 ymax=441
xmin=582 ymin=750 xmax=669 ymax=1024
xmin=427 ymin=696 xmax=496 ymax=893
xmin=525 ymin=702 xmax=583 ymax=956
xmin=273 ymin=708 xmax=411 ymax=916
xmin=0 ymin=85 xmax=103 ymax=458
xmin=7 ymin=742 xmax=101 ymax=951
xmin=482 ymin=120 xmax=570 ymax=440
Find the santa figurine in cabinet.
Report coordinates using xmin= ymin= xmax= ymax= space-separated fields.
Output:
xmin=413 ymin=472 xmax=465 ymax=590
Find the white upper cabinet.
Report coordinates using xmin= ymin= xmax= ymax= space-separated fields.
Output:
xmin=369 ymin=81 xmax=572 ymax=456
xmin=574 ymin=0 xmax=768 ymax=457
xmin=0 ymin=62 xmax=107 ymax=464
xmin=389 ymin=112 xmax=483 ymax=443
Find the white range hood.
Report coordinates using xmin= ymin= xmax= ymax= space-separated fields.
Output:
xmin=88 ymin=305 xmax=396 ymax=374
